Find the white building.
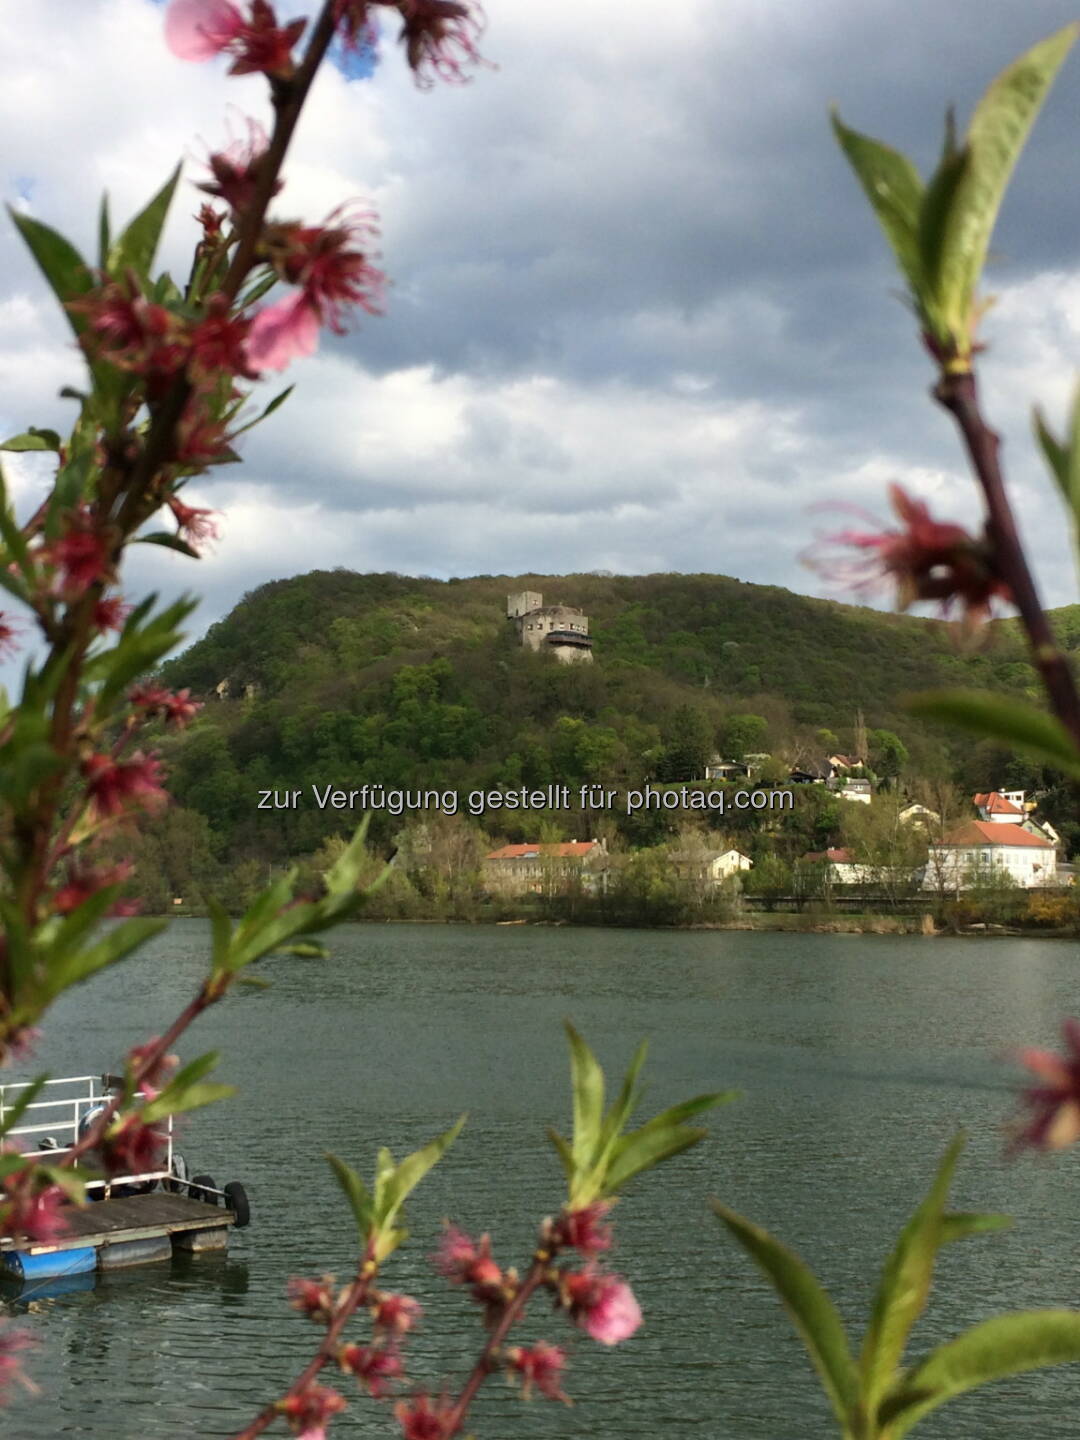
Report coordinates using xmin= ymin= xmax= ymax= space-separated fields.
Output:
xmin=712 ymin=849 xmax=754 ymax=881
xmin=923 ymin=821 xmax=1056 ymax=890
xmin=803 ymin=848 xmax=874 ymax=884
xmin=973 ymin=791 xmax=1026 ymax=823
xmin=899 ymin=802 xmax=940 ymax=828
xmin=837 ymin=779 xmax=872 ymax=804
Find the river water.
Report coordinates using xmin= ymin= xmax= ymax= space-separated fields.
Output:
xmin=5 ymin=922 xmax=1080 ymax=1438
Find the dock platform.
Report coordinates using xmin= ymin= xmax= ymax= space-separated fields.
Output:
xmin=1 ymin=1193 xmax=237 ymax=1279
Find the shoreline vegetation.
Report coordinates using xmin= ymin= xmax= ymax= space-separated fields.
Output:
xmin=152 ymin=899 xmax=1080 ymax=938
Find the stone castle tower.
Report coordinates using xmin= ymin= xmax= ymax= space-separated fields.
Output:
xmin=507 ymin=592 xmax=593 ymax=664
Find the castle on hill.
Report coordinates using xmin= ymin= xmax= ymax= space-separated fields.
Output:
xmin=506 ymin=592 xmax=593 ymax=664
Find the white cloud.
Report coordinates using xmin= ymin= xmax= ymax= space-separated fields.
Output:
xmin=1 ymin=0 xmax=1079 ymax=682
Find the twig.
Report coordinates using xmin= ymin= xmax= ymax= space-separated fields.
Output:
xmin=934 ymin=369 xmax=1080 ymax=747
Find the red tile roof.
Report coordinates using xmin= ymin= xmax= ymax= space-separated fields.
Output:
xmin=937 ymin=821 xmax=1051 ymax=849
xmin=972 ymin=791 xmax=1022 ymax=815
xmin=485 ymin=842 xmax=599 ymax=860
xmin=804 ymin=848 xmax=856 ymax=863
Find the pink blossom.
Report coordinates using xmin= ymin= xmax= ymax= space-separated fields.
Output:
xmin=506 ymin=1341 xmax=569 ymax=1401
xmin=371 ymin=1291 xmax=423 ymax=1335
xmin=395 ymin=0 xmax=487 ymax=89
xmin=288 ymin=1276 xmax=336 ymax=1322
xmin=2 ymin=1181 xmax=67 ymax=1243
xmin=552 ymin=1199 xmax=614 ymax=1255
xmin=1011 ymin=1018 xmax=1080 ymax=1151
xmin=198 ymin=118 xmax=281 ymax=216
xmin=83 ymin=751 xmax=168 ymax=820
xmin=127 ymin=1039 xmax=179 ymax=1098
xmin=338 ymin=1342 xmax=403 ymax=1397
xmin=432 ymin=1223 xmax=502 ymax=1288
xmin=167 ymin=496 xmax=221 ymax=548
xmin=41 ymin=507 xmax=113 ymax=597
xmin=131 ymin=682 xmax=202 ymax=728
xmin=269 ymin=207 xmax=385 ymax=334
xmin=190 ymin=296 xmax=258 ymax=380
xmin=54 ymin=860 xmax=134 ymax=915
xmin=0 ymin=613 xmax=20 ymax=660
xmin=805 ymin=484 xmax=1012 ymax=629
xmin=0 ymin=1324 xmax=37 ymax=1399
xmin=103 ymin=1114 xmax=167 ymax=1176
xmin=93 ymin=595 xmax=131 ymax=633
xmin=393 ymin=1391 xmax=455 ymax=1440
xmin=562 ymin=1265 xmax=642 ymax=1345
xmin=278 ymin=1383 xmax=347 ymax=1438
xmin=165 ymin=0 xmax=245 ymax=61
xmin=244 ymin=293 xmax=321 ymax=371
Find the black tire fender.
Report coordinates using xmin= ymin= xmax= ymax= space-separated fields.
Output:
xmin=224 ymin=1181 xmax=251 ymax=1228
xmin=189 ymin=1173 xmax=218 ymax=1205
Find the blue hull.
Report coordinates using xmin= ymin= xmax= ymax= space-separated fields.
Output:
xmin=1 ymin=1247 xmax=96 ymax=1281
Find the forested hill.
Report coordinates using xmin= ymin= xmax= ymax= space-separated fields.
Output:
xmin=149 ymin=568 xmax=1064 ymax=862
xmin=165 ymin=568 xmax=1038 ymax=707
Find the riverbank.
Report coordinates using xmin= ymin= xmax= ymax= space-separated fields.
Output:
xmin=153 ymin=905 xmax=1080 ymax=937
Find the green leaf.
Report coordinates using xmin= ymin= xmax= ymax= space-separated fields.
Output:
xmin=380 ymin=1114 xmax=466 ymax=1229
xmin=326 ymin=1152 xmax=373 ymax=1237
xmin=0 ymin=1075 xmax=48 ymax=1136
xmin=604 ymin=1092 xmax=738 ymax=1194
xmin=916 ymin=140 xmax=972 ymax=341
xmin=546 ymin=1124 xmax=575 ymax=1186
xmin=905 ymin=689 xmax=1080 ymax=779
xmin=134 ymin=531 xmax=202 ymax=560
xmin=207 ymin=897 xmax=232 ymax=972
xmin=98 ymin=193 xmax=110 ymax=270
xmin=141 ymin=1081 xmax=234 ymax=1123
xmin=232 ymin=384 xmax=295 ymax=438
xmin=37 ymin=1163 xmax=87 ymax=1205
xmin=43 ymin=917 xmax=168 ymax=999
xmin=712 ymin=1200 xmax=859 ymax=1429
xmin=880 ymin=1310 xmax=1080 ymax=1437
xmin=926 ymin=25 xmax=1077 ymax=351
xmin=939 ymin=1211 xmax=1012 ymax=1244
xmin=1034 ymin=387 xmax=1080 ymax=531
xmin=8 ymin=208 xmax=94 ymax=338
xmin=107 ymin=164 xmax=182 ymax=280
xmin=860 ymin=1134 xmax=965 ymax=1419
xmin=565 ymin=1022 xmax=605 ymax=1170
xmin=0 ymin=428 xmax=61 ymax=452
xmin=831 ymin=111 xmax=925 ymax=297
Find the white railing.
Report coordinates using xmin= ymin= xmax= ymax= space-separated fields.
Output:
xmin=0 ymin=1074 xmax=174 ymax=1195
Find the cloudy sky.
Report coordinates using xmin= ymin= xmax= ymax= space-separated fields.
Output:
xmin=2 ymin=0 xmax=1080 ymax=662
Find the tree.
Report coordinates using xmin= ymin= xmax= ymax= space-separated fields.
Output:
xmin=657 ymin=705 xmax=714 ymax=781
xmin=870 ymin=729 xmax=909 ymax=789
xmin=721 ymin=714 xmax=769 ymax=761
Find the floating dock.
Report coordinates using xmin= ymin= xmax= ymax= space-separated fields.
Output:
xmin=1 ymin=1192 xmax=237 ymax=1280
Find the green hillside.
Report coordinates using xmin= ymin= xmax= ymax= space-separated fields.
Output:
xmin=144 ymin=568 xmax=1073 ymax=873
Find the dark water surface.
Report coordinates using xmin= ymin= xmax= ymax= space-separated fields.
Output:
xmin=6 ymin=923 xmax=1080 ymax=1438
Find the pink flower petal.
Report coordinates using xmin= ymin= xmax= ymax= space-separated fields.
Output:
xmin=244 ymin=294 xmax=321 ymax=372
xmin=165 ymin=0 xmax=244 ymax=61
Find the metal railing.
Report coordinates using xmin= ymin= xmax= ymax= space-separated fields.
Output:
xmin=0 ymin=1073 xmax=174 ymax=1196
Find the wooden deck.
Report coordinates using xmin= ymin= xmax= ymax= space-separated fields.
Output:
xmin=1 ymin=1192 xmax=235 ymax=1255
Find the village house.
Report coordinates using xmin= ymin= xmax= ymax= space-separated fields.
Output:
xmin=669 ymin=847 xmax=754 ymax=888
xmin=898 ymin=802 xmax=940 ymax=829
xmin=923 ymin=820 xmax=1057 ymax=890
xmin=973 ymin=790 xmax=1059 ymax=847
xmin=482 ymin=839 xmax=608 ymax=895
xmin=836 ymin=778 xmax=873 ymax=804
xmin=802 ymin=848 xmax=874 ymax=884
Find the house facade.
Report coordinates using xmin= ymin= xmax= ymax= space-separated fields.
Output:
xmin=802 ymin=848 xmax=873 ymax=884
xmin=923 ymin=820 xmax=1056 ymax=890
xmin=482 ymin=840 xmax=607 ymax=895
